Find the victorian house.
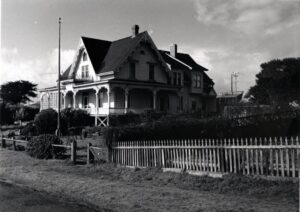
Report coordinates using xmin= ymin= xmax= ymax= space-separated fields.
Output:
xmin=39 ymin=25 xmax=216 ymax=126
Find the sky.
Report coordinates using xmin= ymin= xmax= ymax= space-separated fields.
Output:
xmin=1 ymin=0 xmax=300 ymax=95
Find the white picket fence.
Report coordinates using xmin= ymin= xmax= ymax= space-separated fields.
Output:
xmin=111 ymin=137 xmax=300 ymax=178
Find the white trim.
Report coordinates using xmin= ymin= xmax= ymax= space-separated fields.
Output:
xmin=98 ymin=71 xmax=114 ymax=76
xmin=165 ymin=53 xmax=192 ymax=70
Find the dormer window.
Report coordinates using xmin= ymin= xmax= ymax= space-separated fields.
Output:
xmin=83 ymin=52 xmax=87 ymax=61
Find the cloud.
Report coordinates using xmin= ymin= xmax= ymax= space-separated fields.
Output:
xmin=1 ymin=48 xmax=75 ymax=90
xmin=193 ymin=0 xmax=300 ymax=35
xmin=183 ymin=46 xmax=269 ymax=94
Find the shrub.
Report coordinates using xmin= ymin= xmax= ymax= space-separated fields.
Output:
xmin=26 ymin=134 xmax=64 ymax=159
xmin=34 ymin=108 xmax=57 ymax=134
xmin=16 ymin=106 xmax=40 ymax=122
xmin=104 ymin=110 xmax=300 ymax=143
xmin=20 ymin=122 xmax=37 ymax=137
xmin=0 ymin=103 xmax=14 ymax=125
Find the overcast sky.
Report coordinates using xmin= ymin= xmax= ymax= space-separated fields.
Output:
xmin=1 ymin=0 xmax=300 ymax=94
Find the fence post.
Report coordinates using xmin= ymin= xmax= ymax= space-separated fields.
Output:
xmin=71 ymin=140 xmax=77 ymax=164
xmin=1 ymin=136 xmax=6 ymax=148
xmin=13 ymin=139 xmax=17 ymax=151
xmin=87 ymin=143 xmax=91 ymax=164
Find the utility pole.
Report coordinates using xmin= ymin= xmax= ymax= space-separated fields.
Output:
xmin=56 ymin=17 xmax=61 ymax=137
xmin=231 ymin=72 xmax=239 ymax=94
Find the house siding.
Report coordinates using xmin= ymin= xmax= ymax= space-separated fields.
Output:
xmin=117 ymin=45 xmax=168 ymax=83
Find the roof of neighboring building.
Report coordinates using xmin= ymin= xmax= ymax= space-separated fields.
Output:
xmin=217 ymin=92 xmax=244 ymax=99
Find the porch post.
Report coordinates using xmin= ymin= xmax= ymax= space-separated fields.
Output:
xmin=73 ymin=91 xmax=77 ymax=109
xmin=95 ymin=89 xmax=99 ymax=126
xmin=153 ymin=90 xmax=157 ymax=110
xmin=125 ymin=88 xmax=129 ymax=113
xmin=63 ymin=92 xmax=66 ymax=109
xmin=107 ymin=86 xmax=111 ymax=111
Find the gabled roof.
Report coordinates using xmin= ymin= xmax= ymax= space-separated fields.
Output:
xmin=81 ymin=37 xmax=111 ymax=73
xmin=61 ymin=31 xmax=211 ymax=85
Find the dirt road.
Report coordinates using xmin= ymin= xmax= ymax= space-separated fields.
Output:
xmin=0 ymin=149 xmax=297 ymax=212
xmin=0 ymin=181 xmax=100 ymax=212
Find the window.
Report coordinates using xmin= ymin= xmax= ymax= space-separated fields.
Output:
xmin=83 ymin=52 xmax=87 ymax=61
xmin=81 ymin=65 xmax=89 ymax=79
xmin=129 ymin=62 xmax=136 ymax=79
xmin=193 ymin=73 xmax=201 ymax=88
xmin=173 ymin=72 xmax=182 ymax=86
xmin=149 ymin=63 xmax=154 ymax=81
xmin=192 ymin=101 xmax=197 ymax=110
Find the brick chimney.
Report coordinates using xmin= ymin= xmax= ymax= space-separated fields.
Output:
xmin=170 ymin=44 xmax=177 ymax=57
xmin=131 ymin=25 xmax=139 ymax=37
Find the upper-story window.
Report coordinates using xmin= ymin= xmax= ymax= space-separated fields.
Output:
xmin=192 ymin=72 xmax=201 ymax=88
xmin=149 ymin=63 xmax=154 ymax=81
xmin=83 ymin=52 xmax=87 ymax=61
xmin=129 ymin=62 xmax=136 ymax=79
xmin=173 ymin=72 xmax=182 ymax=86
xmin=81 ymin=65 xmax=89 ymax=79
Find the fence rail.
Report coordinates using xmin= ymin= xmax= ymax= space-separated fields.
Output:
xmin=111 ymin=137 xmax=300 ymax=178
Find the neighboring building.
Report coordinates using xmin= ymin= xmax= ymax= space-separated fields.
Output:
xmin=40 ymin=25 xmax=216 ymax=126
xmin=216 ymin=92 xmax=243 ymax=116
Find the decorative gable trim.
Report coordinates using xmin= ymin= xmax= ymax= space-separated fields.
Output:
xmin=115 ymin=32 xmax=171 ymax=74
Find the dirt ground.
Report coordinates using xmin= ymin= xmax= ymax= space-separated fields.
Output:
xmin=0 ymin=148 xmax=298 ymax=212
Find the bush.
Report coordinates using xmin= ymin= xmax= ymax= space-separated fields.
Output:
xmin=0 ymin=103 xmax=14 ymax=125
xmin=26 ymin=134 xmax=64 ymax=159
xmin=34 ymin=108 xmax=57 ymax=134
xmin=104 ymin=109 xmax=300 ymax=143
xmin=17 ymin=106 xmax=40 ymax=122
xmin=61 ymin=108 xmax=93 ymax=135
xmin=20 ymin=122 xmax=37 ymax=137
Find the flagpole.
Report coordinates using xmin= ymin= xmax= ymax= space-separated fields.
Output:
xmin=56 ymin=17 xmax=61 ymax=137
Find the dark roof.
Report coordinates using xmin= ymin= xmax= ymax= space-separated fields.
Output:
xmin=81 ymin=37 xmax=111 ymax=73
xmin=100 ymin=32 xmax=147 ymax=73
xmin=159 ymin=50 xmax=208 ymax=71
xmin=158 ymin=50 xmax=187 ymax=70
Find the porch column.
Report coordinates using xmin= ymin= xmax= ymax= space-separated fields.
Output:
xmin=73 ymin=91 xmax=77 ymax=109
xmin=125 ymin=88 xmax=129 ymax=113
xmin=63 ymin=92 xmax=66 ymax=109
xmin=153 ymin=90 xmax=157 ymax=110
xmin=107 ymin=86 xmax=111 ymax=110
xmin=95 ymin=89 xmax=99 ymax=126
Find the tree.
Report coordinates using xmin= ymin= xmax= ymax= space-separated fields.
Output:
xmin=246 ymin=58 xmax=300 ymax=106
xmin=0 ymin=80 xmax=37 ymax=105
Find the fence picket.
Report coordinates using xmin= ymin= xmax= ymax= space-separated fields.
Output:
xmin=280 ymin=137 xmax=285 ymax=177
xmin=269 ymin=138 xmax=274 ymax=176
xmin=285 ymin=137 xmax=290 ymax=177
xmin=259 ymin=138 xmax=263 ymax=175
xmin=291 ymin=137 xmax=296 ymax=177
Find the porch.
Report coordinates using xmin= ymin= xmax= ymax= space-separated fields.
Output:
xmin=61 ymin=83 xmax=181 ymax=126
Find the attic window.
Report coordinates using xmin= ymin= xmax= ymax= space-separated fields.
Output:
xmin=83 ymin=52 xmax=87 ymax=61
xmin=140 ymin=50 xmax=145 ymax=55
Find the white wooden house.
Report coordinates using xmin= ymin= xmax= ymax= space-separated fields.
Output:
xmin=39 ymin=25 xmax=216 ymax=126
